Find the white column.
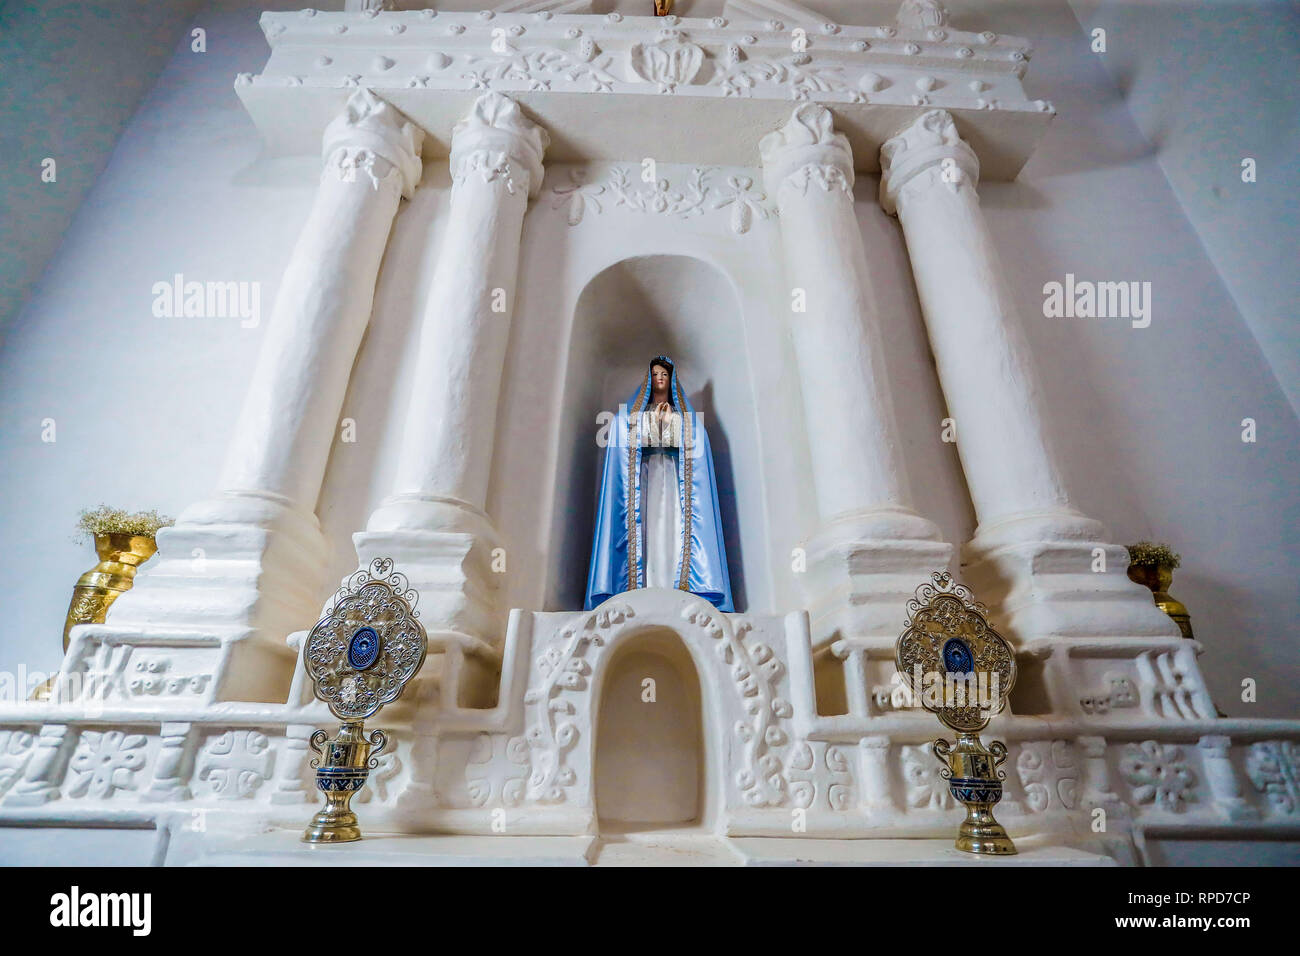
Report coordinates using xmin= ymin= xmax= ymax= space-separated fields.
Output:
xmin=760 ymin=103 xmax=950 ymax=643
xmin=858 ymin=736 xmax=897 ymax=814
xmin=1198 ymin=736 xmax=1258 ymax=822
xmin=98 ymin=89 xmax=424 ymax=701
xmin=217 ymin=92 xmax=422 ymax=512
xmin=357 ymin=93 xmax=548 ymax=659
xmin=880 ymin=109 xmax=1178 ymax=641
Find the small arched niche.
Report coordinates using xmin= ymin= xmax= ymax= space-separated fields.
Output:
xmin=594 ymin=627 xmax=706 ymax=830
xmin=548 ymin=254 xmax=766 ymax=612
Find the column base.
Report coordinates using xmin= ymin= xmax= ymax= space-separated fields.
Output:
xmin=143 ymin=781 xmax=193 ymax=802
xmin=314 ymin=508 xmax=508 ymax=808
xmin=2 ymin=788 xmax=61 ymax=808
xmin=55 ymin=623 xmax=300 ymax=709
xmin=961 ymin=513 xmax=1182 ymax=643
xmin=801 ymin=509 xmax=954 ymax=647
xmin=364 ymin=493 xmax=498 ymax=540
xmin=352 ymin=529 xmax=503 ymax=647
xmin=67 ymin=491 xmax=329 ymax=704
xmin=350 ymin=526 xmax=504 ymax=710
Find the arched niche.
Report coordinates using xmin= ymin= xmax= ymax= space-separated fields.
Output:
xmin=548 ymin=254 xmax=767 ymax=613
xmin=594 ymin=627 xmax=705 ymax=829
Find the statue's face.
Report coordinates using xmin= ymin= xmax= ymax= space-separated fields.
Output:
xmin=651 ymin=364 xmax=670 ymax=394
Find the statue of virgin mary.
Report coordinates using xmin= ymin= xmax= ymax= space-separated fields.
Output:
xmin=585 ymin=356 xmax=733 ymax=612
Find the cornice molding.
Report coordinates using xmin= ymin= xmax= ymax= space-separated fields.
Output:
xmin=236 ymin=9 xmax=1055 ymax=181
xmin=250 ymin=9 xmax=1047 ymax=110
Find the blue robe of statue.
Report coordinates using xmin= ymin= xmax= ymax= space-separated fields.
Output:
xmin=585 ymin=356 xmax=734 ymax=612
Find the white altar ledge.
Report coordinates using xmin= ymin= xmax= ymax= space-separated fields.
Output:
xmin=163 ymin=825 xmax=1115 ymax=867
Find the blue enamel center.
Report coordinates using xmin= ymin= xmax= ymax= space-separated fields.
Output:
xmin=942 ymin=638 xmax=975 ymax=674
xmin=347 ymin=626 xmax=380 ymax=670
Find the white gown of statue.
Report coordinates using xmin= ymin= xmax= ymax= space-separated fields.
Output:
xmin=640 ymin=407 xmax=684 ymax=589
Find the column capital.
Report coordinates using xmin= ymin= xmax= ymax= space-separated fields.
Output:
xmin=322 ymin=88 xmax=424 ymax=199
xmin=896 ymin=0 xmax=949 ymax=29
xmin=759 ymin=103 xmax=855 ymax=201
xmin=450 ymin=92 xmax=550 ymax=198
xmin=878 ymin=109 xmax=979 ymax=215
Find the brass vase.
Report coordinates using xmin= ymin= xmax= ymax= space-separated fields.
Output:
xmin=303 ymin=722 xmax=388 ymax=844
xmin=32 ymin=532 xmax=158 ymax=701
xmin=935 ymin=733 xmax=1015 ymax=855
xmin=1127 ymin=562 xmax=1193 ymax=639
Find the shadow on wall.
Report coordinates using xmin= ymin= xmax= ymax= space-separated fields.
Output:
xmin=548 ymin=254 xmax=765 ymax=613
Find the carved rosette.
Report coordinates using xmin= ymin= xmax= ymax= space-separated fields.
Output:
xmin=321 ymin=87 xmax=424 ymax=198
xmin=450 ymin=92 xmax=550 ymax=198
xmin=1119 ymin=740 xmax=1197 ymax=812
xmin=66 ymin=730 xmax=149 ymax=800
xmin=758 ymin=103 xmax=855 ymax=201
xmin=879 ymin=108 xmax=980 ymax=215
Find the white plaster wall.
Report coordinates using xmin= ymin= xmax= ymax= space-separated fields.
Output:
xmin=1067 ymin=0 xmax=1300 ymax=416
xmin=968 ymin=0 xmax=1300 ymax=717
xmin=0 ymin=0 xmax=1295 ymax=721
xmin=0 ymin=0 xmax=203 ymax=329
xmin=0 ymin=0 xmax=316 ymax=689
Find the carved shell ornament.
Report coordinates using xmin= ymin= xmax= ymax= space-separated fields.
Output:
xmin=895 ymin=572 xmax=1016 ymax=733
xmin=303 ymin=558 xmax=428 ymax=721
xmin=628 ymin=37 xmax=705 ymax=91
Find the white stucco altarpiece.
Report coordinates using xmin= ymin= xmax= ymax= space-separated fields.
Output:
xmin=0 ymin=1 xmax=1296 ymax=867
